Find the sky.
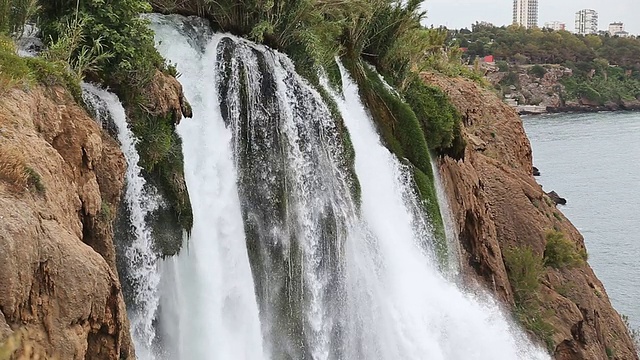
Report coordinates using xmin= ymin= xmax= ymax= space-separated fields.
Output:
xmin=423 ymin=0 xmax=640 ymax=35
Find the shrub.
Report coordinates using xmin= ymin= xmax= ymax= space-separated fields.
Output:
xmin=504 ymin=246 xmax=543 ymax=305
xmin=544 ymin=230 xmax=585 ymax=269
xmin=497 ymin=60 xmax=509 ymax=72
xmin=402 ymin=78 xmax=462 ymax=154
xmin=528 ymin=64 xmax=547 ymax=78
xmin=0 ymin=0 xmax=39 ymax=37
xmin=40 ymin=0 xmax=164 ymax=92
xmin=504 ymin=246 xmax=555 ymax=350
xmin=500 ymin=71 xmax=520 ymax=86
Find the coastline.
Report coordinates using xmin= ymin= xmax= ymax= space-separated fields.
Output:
xmin=516 ymin=102 xmax=640 ymax=116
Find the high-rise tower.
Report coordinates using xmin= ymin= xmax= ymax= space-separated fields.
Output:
xmin=513 ymin=0 xmax=539 ymax=29
xmin=575 ymin=9 xmax=598 ymax=35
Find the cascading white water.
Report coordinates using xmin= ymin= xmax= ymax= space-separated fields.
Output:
xmin=431 ymin=159 xmax=462 ymax=277
xmin=81 ymin=84 xmax=161 ymax=360
xmin=324 ymin=63 xmax=550 ymax=359
xmin=148 ymin=16 xmax=267 ymax=360
xmin=143 ymin=14 xmax=551 ymax=360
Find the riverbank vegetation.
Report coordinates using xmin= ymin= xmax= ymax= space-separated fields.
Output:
xmin=451 ymin=23 xmax=640 ymax=106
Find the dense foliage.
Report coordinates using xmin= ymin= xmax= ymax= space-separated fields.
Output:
xmin=453 ymin=23 xmax=640 ymax=105
xmin=39 ymin=0 xmax=165 ymax=91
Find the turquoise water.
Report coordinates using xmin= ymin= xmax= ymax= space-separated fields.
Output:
xmin=523 ymin=112 xmax=640 ymax=330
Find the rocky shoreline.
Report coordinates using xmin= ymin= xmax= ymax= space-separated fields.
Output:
xmin=518 ymin=100 xmax=640 ymax=116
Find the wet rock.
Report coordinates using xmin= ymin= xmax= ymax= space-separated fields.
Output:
xmin=533 ymin=166 xmax=541 ymax=176
xmin=547 ymin=191 xmax=567 ymax=205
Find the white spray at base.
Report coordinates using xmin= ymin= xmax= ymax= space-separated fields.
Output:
xmin=81 ymin=84 xmax=161 ymax=360
xmin=324 ymin=63 xmax=551 ymax=359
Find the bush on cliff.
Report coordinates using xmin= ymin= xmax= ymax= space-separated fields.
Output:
xmin=504 ymin=246 xmax=555 ymax=350
xmin=403 ymin=78 xmax=464 ymax=155
xmin=36 ymin=0 xmax=193 ymax=234
xmin=543 ymin=230 xmax=586 ymax=269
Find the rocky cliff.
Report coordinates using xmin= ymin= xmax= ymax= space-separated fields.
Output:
xmin=485 ymin=65 xmax=640 ymax=114
xmin=425 ymin=72 xmax=638 ymax=359
xmin=0 ymin=85 xmax=134 ymax=359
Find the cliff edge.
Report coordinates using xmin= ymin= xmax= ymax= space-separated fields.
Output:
xmin=0 ymin=85 xmax=134 ymax=359
xmin=424 ymin=72 xmax=638 ymax=359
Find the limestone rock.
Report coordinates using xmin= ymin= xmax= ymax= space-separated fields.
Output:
xmin=423 ymin=72 xmax=638 ymax=360
xmin=0 ymin=86 xmax=134 ymax=359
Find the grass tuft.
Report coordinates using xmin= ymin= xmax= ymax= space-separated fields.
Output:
xmin=0 ymin=145 xmax=28 ymax=189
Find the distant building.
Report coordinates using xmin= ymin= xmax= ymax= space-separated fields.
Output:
xmin=544 ymin=21 xmax=566 ymax=31
xmin=513 ymin=0 xmax=538 ymax=29
xmin=608 ymin=22 xmax=630 ymax=37
xmin=575 ymin=9 xmax=598 ymax=35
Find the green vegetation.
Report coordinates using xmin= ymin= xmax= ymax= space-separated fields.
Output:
xmin=39 ymin=0 xmax=164 ymax=91
xmin=1 ymin=0 xmax=192 ymax=236
xmin=544 ymin=230 xmax=586 ymax=269
xmin=0 ymin=0 xmax=38 ymax=37
xmin=504 ymin=230 xmax=589 ymax=350
xmin=403 ymin=78 xmax=465 ymax=157
xmin=451 ymin=23 xmax=640 ymax=106
xmin=528 ymin=64 xmax=546 ymax=78
xmin=504 ymin=246 xmax=555 ymax=351
xmin=353 ymin=62 xmax=447 ymax=263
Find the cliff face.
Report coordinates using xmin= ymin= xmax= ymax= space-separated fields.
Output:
xmin=424 ymin=72 xmax=638 ymax=360
xmin=0 ymin=86 xmax=134 ymax=359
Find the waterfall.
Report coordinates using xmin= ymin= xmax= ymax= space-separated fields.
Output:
xmin=324 ymin=62 xmax=549 ymax=359
xmin=138 ymin=14 xmax=551 ymax=360
xmin=81 ymin=84 xmax=161 ymax=360
xmin=431 ymin=156 xmax=462 ymax=277
xmin=149 ymin=16 xmax=267 ymax=360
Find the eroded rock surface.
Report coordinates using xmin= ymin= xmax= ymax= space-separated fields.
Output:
xmin=424 ymin=72 xmax=638 ymax=360
xmin=0 ymin=86 xmax=134 ymax=359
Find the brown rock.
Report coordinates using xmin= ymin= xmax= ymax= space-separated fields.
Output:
xmin=423 ymin=72 xmax=638 ymax=359
xmin=140 ymin=70 xmax=193 ymax=124
xmin=0 ymin=86 xmax=134 ymax=359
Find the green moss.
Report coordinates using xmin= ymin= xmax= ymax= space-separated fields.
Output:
xmin=413 ymin=167 xmax=447 ymax=262
xmin=99 ymin=201 xmax=113 ymax=221
xmin=402 ymin=78 xmax=464 ymax=157
xmin=24 ymin=57 xmax=83 ymax=103
xmin=130 ymin=109 xmax=192 ymax=232
xmin=346 ymin=59 xmax=447 ymax=263
xmin=515 ymin=305 xmax=555 ymax=352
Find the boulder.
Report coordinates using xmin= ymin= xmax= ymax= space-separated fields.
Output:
xmin=547 ymin=191 xmax=567 ymax=205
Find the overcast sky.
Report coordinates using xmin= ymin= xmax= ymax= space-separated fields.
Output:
xmin=423 ymin=0 xmax=639 ymax=35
